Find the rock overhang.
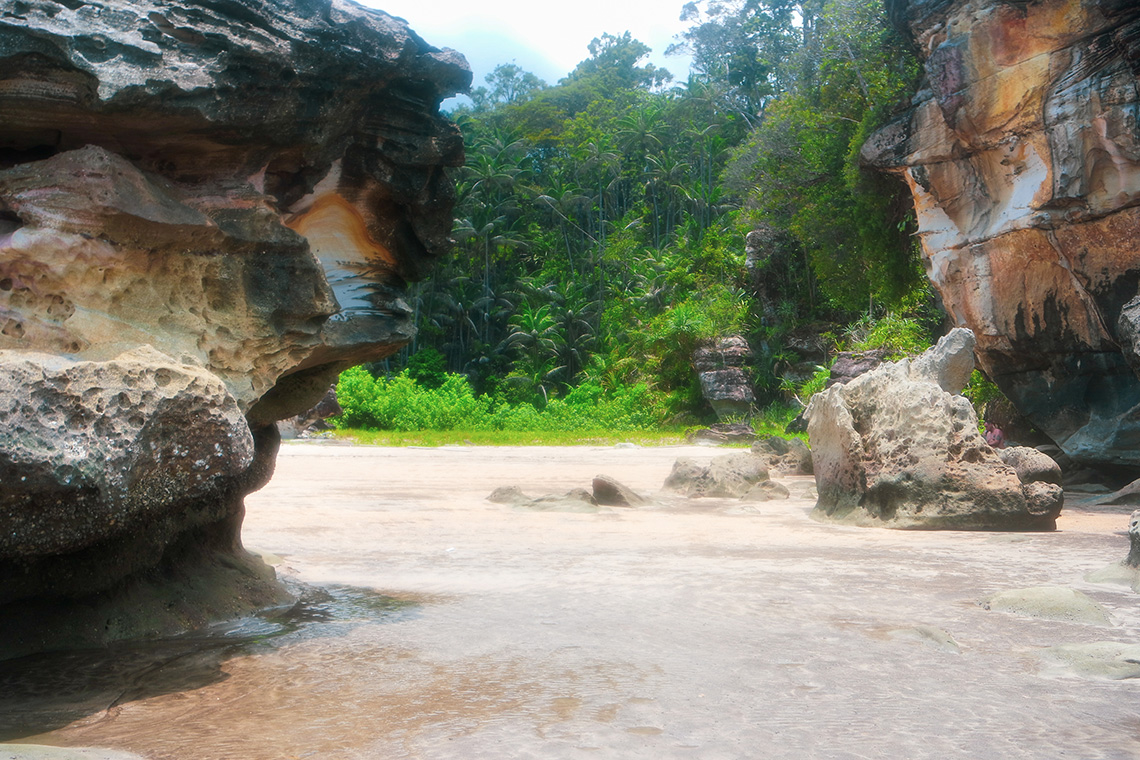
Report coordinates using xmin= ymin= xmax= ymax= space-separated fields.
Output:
xmin=0 ymin=0 xmax=468 ymax=643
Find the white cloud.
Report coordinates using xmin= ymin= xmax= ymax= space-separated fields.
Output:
xmin=355 ymin=0 xmax=692 ymax=88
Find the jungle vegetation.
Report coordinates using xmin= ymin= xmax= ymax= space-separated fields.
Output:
xmin=336 ymin=0 xmax=939 ymax=435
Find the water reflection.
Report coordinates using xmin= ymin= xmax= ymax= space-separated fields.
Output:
xmin=0 ymin=585 xmax=418 ymax=742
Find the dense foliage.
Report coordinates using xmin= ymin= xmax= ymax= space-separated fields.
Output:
xmin=341 ymin=0 xmax=937 ymax=432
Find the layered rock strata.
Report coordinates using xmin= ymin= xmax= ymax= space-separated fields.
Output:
xmin=806 ymin=329 xmax=1064 ymax=530
xmin=0 ymin=0 xmax=467 ymax=650
xmin=866 ymin=0 xmax=1140 ymax=469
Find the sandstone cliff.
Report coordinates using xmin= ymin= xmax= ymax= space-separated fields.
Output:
xmin=865 ymin=0 xmax=1140 ymax=469
xmin=0 ymin=0 xmax=468 ymax=652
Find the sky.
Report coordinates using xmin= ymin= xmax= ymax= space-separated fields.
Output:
xmin=356 ymin=0 xmax=694 ymax=95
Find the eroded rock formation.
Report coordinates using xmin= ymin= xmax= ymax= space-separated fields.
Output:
xmin=693 ymin=336 xmax=755 ymax=420
xmin=0 ymin=0 xmax=468 ymax=651
xmin=866 ymin=0 xmax=1140 ymax=469
xmin=806 ymin=329 xmax=1064 ymax=529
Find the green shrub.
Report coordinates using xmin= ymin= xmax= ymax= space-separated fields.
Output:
xmin=846 ymin=312 xmax=931 ymax=357
xmin=406 ymin=347 xmax=448 ymax=389
xmin=332 ymin=368 xmax=672 ymax=433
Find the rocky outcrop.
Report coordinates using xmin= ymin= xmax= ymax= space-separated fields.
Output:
xmin=866 ymin=0 xmax=1140 ymax=470
xmin=806 ymin=329 xmax=1063 ymax=530
xmin=0 ymin=0 xmax=467 ymax=650
xmin=693 ymin=337 xmax=755 ymax=420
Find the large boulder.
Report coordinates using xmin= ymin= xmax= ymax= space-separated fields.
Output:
xmin=663 ymin=452 xmax=770 ymax=498
xmin=0 ymin=0 xmax=468 ymax=651
xmin=866 ymin=0 xmax=1140 ymax=471
xmin=806 ymin=329 xmax=1063 ymax=530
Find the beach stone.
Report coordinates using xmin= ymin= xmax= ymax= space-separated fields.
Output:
xmin=1038 ymin=642 xmax=1140 ymax=681
xmin=688 ymin=423 xmax=756 ymax=444
xmin=526 ymin=489 xmax=599 ymax=513
xmin=751 ymin=436 xmax=813 ymax=475
xmin=592 ymin=476 xmax=649 ymax=507
xmin=279 ymin=386 xmax=342 ymax=440
xmin=999 ymin=447 xmax=1063 ymax=487
xmin=1086 ymin=510 xmax=1140 ymax=591
xmin=983 ymin=586 xmax=1113 ymax=626
xmin=740 ymin=480 xmax=790 ymax=502
xmin=0 ymin=347 xmax=254 ymax=604
xmin=487 ymin=486 xmax=534 ymax=506
xmin=806 ymin=329 xmax=1062 ymax=530
xmin=663 ymin=452 xmax=769 ymax=499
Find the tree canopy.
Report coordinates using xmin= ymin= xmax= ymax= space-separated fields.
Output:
xmin=367 ymin=0 xmax=930 ymax=424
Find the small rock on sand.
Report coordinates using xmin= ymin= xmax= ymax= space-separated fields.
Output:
xmin=983 ymin=586 xmax=1113 ymax=626
xmin=1038 ymin=642 xmax=1140 ymax=680
xmin=592 ymin=475 xmax=649 ymax=507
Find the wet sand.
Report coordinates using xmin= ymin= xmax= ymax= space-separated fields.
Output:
xmin=3 ymin=443 xmax=1140 ymax=759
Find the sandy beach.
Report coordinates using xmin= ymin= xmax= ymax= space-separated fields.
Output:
xmin=4 ymin=442 xmax=1139 ymax=759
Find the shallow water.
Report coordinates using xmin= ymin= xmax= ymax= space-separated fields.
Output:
xmin=3 ymin=444 xmax=1140 ymax=759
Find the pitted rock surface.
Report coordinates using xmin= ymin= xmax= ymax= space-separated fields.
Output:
xmin=806 ymin=329 xmax=1063 ymax=530
xmin=0 ymin=0 xmax=467 ymax=645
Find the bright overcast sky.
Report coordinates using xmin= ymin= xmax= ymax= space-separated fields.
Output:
xmin=356 ymin=0 xmax=693 ymax=92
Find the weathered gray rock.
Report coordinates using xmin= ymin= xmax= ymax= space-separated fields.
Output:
xmin=999 ymin=447 xmax=1063 ymax=487
xmin=1039 ymin=642 xmax=1140 ymax=681
xmin=826 ymin=349 xmax=892 ymax=388
xmin=1086 ymin=509 xmax=1140 ymax=591
xmin=751 ymin=436 xmax=813 ymax=475
xmin=693 ymin=337 xmax=755 ymax=420
xmin=0 ymin=0 xmax=467 ymax=651
xmin=1130 ymin=509 xmax=1140 ymax=568
xmin=869 ymin=0 xmax=1140 ymax=470
xmin=592 ymin=475 xmax=649 ymax=507
xmin=983 ymin=587 xmax=1113 ymax=626
xmin=805 ymin=330 xmax=1062 ymax=530
xmin=688 ymin=423 xmax=757 ymax=444
xmin=279 ymin=385 xmax=342 ymax=439
xmin=488 ymin=485 xmax=600 ymax=512
xmin=663 ymin=452 xmax=769 ymax=499
xmin=527 ymin=489 xmax=599 ymax=512
xmin=487 ymin=486 xmax=534 ymax=506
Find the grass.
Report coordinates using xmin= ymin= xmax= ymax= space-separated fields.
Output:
xmin=318 ymin=428 xmax=692 ymax=447
xmin=315 ymin=403 xmax=804 ymax=448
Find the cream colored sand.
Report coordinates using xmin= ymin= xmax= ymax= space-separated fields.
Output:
xmin=5 ymin=443 xmax=1139 ymax=759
